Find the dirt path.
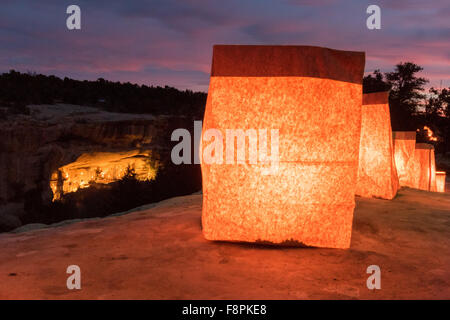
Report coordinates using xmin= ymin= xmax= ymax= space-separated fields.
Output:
xmin=0 ymin=188 xmax=449 ymax=299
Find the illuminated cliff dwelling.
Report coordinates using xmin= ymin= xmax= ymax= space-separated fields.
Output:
xmin=50 ymin=150 xmax=158 ymax=201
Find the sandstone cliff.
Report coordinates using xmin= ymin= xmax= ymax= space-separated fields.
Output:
xmin=0 ymin=104 xmax=199 ymax=231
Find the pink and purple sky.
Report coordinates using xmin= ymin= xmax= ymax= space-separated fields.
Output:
xmin=0 ymin=0 xmax=448 ymax=92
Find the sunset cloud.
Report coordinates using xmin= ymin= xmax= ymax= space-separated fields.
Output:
xmin=0 ymin=0 xmax=448 ymax=91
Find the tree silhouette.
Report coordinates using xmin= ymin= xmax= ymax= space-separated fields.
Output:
xmin=363 ymin=62 xmax=450 ymax=154
xmin=0 ymin=70 xmax=207 ymax=117
xmin=363 ymin=69 xmax=391 ymax=93
xmin=425 ymin=87 xmax=450 ymax=153
xmin=386 ymin=63 xmax=428 ymax=130
xmin=386 ymin=62 xmax=428 ymax=113
xmin=363 ymin=62 xmax=428 ymax=131
xmin=426 ymin=87 xmax=450 ymax=119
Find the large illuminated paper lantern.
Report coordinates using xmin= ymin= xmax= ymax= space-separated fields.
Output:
xmin=201 ymin=45 xmax=365 ymax=249
xmin=393 ymin=131 xmax=417 ymax=187
xmin=356 ymin=92 xmax=399 ymax=199
xmin=436 ymin=171 xmax=446 ymax=193
xmin=412 ymin=143 xmax=437 ymax=192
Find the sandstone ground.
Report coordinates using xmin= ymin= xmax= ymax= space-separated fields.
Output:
xmin=0 ymin=187 xmax=449 ymax=299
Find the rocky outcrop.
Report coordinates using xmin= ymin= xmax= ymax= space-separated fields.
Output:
xmin=0 ymin=104 xmax=200 ymax=231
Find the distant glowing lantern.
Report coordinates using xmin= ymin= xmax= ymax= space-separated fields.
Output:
xmin=393 ymin=131 xmax=417 ymax=188
xmin=411 ymin=143 xmax=437 ymax=192
xmin=356 ymin=91 xmax=399 ymax=199
xmin=422 ymin=126 xmax=438 ymax=142
xmin=201 ymin=45 xmax=365 ymax=249
xmin=436 ymin=171 xmax=446 ymax=193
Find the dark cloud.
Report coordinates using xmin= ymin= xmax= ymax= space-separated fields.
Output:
xmin=0 ymin=0 xmax=448 ymax=91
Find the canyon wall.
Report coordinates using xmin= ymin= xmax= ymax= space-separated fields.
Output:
xmin=0 ymin=104 xmax=201 ymax=231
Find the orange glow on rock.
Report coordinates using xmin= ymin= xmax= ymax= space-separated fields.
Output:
xmin=356 ymin=92 xmax=399 ymax=199
xmin=435 ymin=171 xmax=446 ymax=193
xmin=201 ymin=45 xmax=365 ymax=249
xmin=393 ymin=131 xmax=417 ymax=188
xmin=423 ymin=126 xmax=438 ymax=142
xmin=50 ymin=150 xmax=158 ymax=200
xmin=411 ymin=143 xmax=437 ymax=192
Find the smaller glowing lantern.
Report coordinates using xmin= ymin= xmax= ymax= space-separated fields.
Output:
xmin=356 ymin=91 xmax=399 ymax=199
xmin=393 ymin=131 xmax=417 ymax=188
xmin=435 ymin=171 xmax=446 ymax=193
xmin=411 ymin=143 xmax=437 ymax=192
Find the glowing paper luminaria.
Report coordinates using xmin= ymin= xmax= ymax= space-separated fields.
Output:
xmin=412 ymin=143 xmax=437 ymax=192
xmin=393 ymin=131 xmax=417 ymax=188
xmin=436 ymin=171 xmax=446 ymax=193
xmin=356 ymin=92 xmax=399 ymax=199
xmin=201 ymin=45 xmax=365 ymax=249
